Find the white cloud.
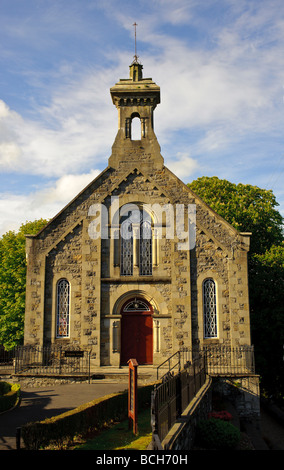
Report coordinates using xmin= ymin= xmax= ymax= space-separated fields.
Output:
xmin=0 ymin=67 xmax=117 ymax=178
xmin=35 ymin=170 xmax=100 ymax=206
xmin=1 ymin=1 xmax=282 ymax=179
xmin=0 ymin=169 xmax=100 ymax=236
xmin=0 ymin=0 xmax=284 ymax=234
xmin=167 ymin=153 xmax=199 ymax=179
xmin=154 ymin=43 xmax=278 ymax=134
xmin=0 ymin=100 xmax=23 ymax=168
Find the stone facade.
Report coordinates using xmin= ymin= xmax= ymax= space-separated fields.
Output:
xmin=24 ymin=60 xmax=252 ymax=368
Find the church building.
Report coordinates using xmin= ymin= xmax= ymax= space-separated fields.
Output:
xmin=24 ymin=59 xmax=252 ymax=368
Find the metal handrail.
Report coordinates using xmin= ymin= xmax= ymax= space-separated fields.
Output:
xmin=156 ymin=345 xmax=255 ymax=380
xmin=156 ymin=350 xmax=181 ymax=380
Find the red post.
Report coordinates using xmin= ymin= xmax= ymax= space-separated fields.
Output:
xmin=128 ymin=358 xmax=138 ymax=435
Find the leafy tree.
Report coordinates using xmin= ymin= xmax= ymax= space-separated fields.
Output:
xmin=188 ymin=176 xmax=283 ymax=254
xmin=249 ymin=245 xmax=284 ymax=399
xmin=0 ymin=219 xmax=48 ymax=350
xmin=188 ymin=176 xmax=284 ymax=399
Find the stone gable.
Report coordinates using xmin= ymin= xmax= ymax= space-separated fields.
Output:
xmin=24 ymin=61 xmax=251 ymax=367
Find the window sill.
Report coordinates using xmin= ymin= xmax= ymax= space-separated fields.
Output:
xmin=101 ymin=276 xmax=171 ymax=283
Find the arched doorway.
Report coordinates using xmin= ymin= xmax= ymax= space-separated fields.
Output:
xmin=120 ymin=298 xmax=153 ymax=365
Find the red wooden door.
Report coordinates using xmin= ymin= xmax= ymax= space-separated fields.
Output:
xmin=120 ymin=299 xmax=153 ymax=365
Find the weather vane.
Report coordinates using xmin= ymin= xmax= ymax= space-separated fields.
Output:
xmin=133 ymin=22 xmax=139 ymax=63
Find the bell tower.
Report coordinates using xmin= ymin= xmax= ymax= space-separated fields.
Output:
xmin=108 ymin=56 xmax=164 ymax=170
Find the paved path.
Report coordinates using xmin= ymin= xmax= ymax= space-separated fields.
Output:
xmin=0 ymin=381 xmax=128 ymax=450
xmin=2 ymin=381 xmax=284 ymax=452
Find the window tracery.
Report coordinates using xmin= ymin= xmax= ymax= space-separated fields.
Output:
xmin=203 ymin=278 xmax=217 ymax=338
xmin=120 ymin=219 xmax=133 ymax=276
xmin=139 ymin=220 xmax=152 ymax=275
xmin=120 ymin=208 xmax=153 ymax=276
xmin=56 ymin=279 xmax=70 ymax=338
xmin=123 ymin=298 xmax=151 ymax=311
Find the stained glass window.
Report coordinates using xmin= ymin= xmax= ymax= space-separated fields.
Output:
xmin=120 ymin=220 xmax=133 ymax=275
xmin=56 ymin=279 xmax=70 ymax=338
xmin=203 ymin=279 xmax=217 ymax=338
xmin=120 ymin=209 xmax=153 ymax=276
xmin=140 ymin=220 xmax=152 ymax=275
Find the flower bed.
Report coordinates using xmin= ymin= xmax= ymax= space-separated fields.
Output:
xmin=208 ymin=410 xmax=233 ymax=421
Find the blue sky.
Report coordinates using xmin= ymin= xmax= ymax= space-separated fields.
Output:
xmin=0 ymin=0 xmax=283 ymax=235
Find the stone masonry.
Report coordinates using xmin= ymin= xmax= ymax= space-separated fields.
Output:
xmin=24 ymin=60 xmax=252 ymax=368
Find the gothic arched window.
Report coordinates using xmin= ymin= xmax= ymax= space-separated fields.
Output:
xmin=120 ymin=208 xmax=153 ymax=276
xmin=56 ymin=279 xmax=70 ymax=338
xmin=120 ymin=219 xmax=133 ymax=276
xmin=139 ymin=219 xmax=152 ymax=275
xmin=203 ymin=278 xmax=217 ymax=338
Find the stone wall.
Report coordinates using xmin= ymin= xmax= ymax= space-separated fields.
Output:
xmin=158 ymin=376 xmax=213 ymax=450
xmin=214 ymin=376 xmax=261 ymax=421
xmin=24 ymin=60 xmax=251 ymax=368
xmin=154 ymin=374 xmax=260 ymax=450
xmin=24 ymin=162 xmax=251 ymax=366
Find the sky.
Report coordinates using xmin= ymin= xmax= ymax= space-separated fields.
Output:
xmin=0 ymin=0 xmax=283 ymax=236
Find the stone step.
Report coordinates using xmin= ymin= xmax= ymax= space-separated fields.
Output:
xmin=1 ymin=365 xmax=158 ymax=385
xmin=90 ymin=365 xmax=157 ymax=384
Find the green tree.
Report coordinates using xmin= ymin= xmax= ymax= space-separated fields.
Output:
xmin=249 ymin=245 xmax=284 ymax=399
xmin=188 ymin=176 xmax=284 ymax=398
xmin=188 ymin=176 xmax=283 ymax=254
xmin=0 ymin=219 xmax=48 ymax=350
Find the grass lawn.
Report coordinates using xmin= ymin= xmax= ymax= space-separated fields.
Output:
xmin=75 ymin=408 xmax=152 ymax=450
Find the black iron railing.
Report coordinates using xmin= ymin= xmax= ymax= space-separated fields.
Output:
xmin=156 ymin=348 xmax=192 ymax=380
xmin=152 ymin=352 xmax=207 ymax=443
xmin=204 ymin=345 xmax=255 ymax=376
xmin=156 ymin=345 xmax=255 ymax=380
xmin=12 ymin=345 xmax=91 ymax=380
xmin=152 ymin=345 xmax=255 ymax=444
xmin=0 ymin=346 xmax=15 ymax=372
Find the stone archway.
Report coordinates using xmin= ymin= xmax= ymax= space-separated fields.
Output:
xmin=120 ymin=297 xmax=153 ymax=365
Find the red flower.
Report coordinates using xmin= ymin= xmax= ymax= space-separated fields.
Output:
xmin=208 ymin=410 xmax=233 ymax=421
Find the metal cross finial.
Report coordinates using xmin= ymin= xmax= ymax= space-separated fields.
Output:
xmin=133 ymin=22 xmax=138 ymax=62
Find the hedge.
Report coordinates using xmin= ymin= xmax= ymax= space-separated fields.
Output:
xmin=21 ymin=382 xmax=154 ymax=450
xmin=0 ymin=382 xmax=21 ymax=413
xmin=195 ymin=418 xmax=241 ymax=449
